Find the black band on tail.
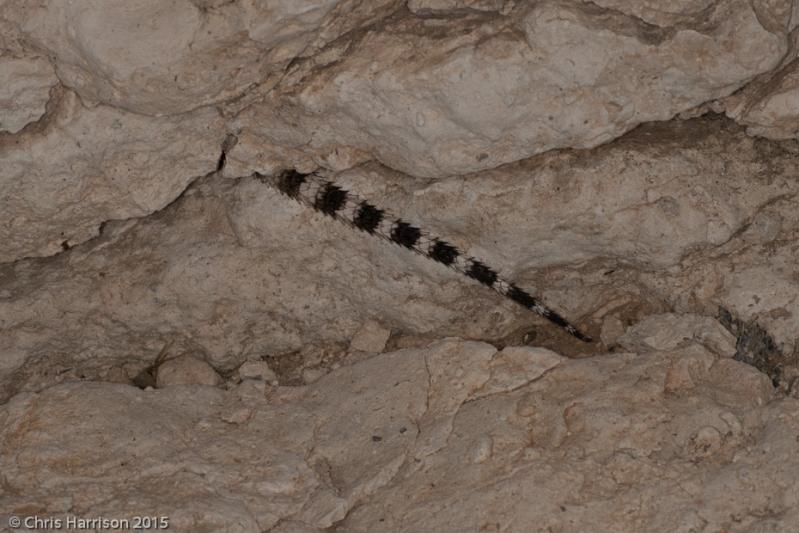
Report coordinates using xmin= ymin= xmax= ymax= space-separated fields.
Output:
xmin=278 ymin=170 xmax=308 ymax=198
xmin=507 ymin=284 xmax=592 ymax=342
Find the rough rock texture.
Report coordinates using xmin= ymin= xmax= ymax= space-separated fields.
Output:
xmin=3 ymin=335 xmax=796 ymax=532
xmin=724 ymin=58 xmax=799 ymax=139
xmin=0 ymin=55 xmax=57 ymax=133
xmin=2 ymin=0 xmax=401 ymax=116
xmin=228 ymin=0 xmax=793 ymax=177
xmin=3 ymin=0 xmax=799 ymax=531
xmin=3 ymin=117 xmax=797 ymax=400
xmin=0 ymin=89 xmax=225 ymax=261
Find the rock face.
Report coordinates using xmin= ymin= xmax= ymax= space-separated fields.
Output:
xmin=2 ymin=0 xmax=799 ymax=531
xmin=2 ymin=336 xmax=795 ymax=532
xmin=229 ymin=0 xmax=792 ymax=177
xmin=0 ymin=55 xmax=57 ymax=134
xmin=3 ymin=117 xmax=797 ymax=397
xmin=0 ymin=89 xmax=224 ymax=262
xmin=4 ymin=0 xmax=400 ymax=116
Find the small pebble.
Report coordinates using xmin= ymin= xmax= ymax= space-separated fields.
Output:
xmin=349 ymin=320 xmax=391 ymax=353
xmin=156 ymin=355 xmax=221 ymax=387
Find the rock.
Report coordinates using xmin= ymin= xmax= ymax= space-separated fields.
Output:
xmin=644 ymin=194 xmax=799 ymax=359
xmin=0 ymin=89 xmax=225 ymax=262
xmin=599 ymin=315 xmax=627 ymax=347
xmin=407 ymin=0 xmax=507 ymax=14
xmin=662 ymin=344 xmax=716 ymax=394
xmin=348 ymin=320 xmax=391 ymax=353
xmin=235 ymin=379 xmax=267 ymax=403
xmin=619 ymin=313 xmax=737 ymax=357
xmin=723 ymin=57 xmax=799 ymax=140
xmin=3 ymin=2 xmax=799 ymax=529
xmin=238 ymin=361 xmax=277 ymax=383
xmin=706 ymin=358 xmax=776 ymax=407
xmin=156 ymin=355 xmax=222 ymax=387
xmin=4 ymin=117 xmax=799 ymax=396
xmin=475 ymin=345 xmax=565 ymax=398
xmin=301 ymin=367 xmax=327 ymax=384
xmin=688 ymin=425 xmax=723 ymax=459
xmin=3 ymin=0 xmax=400 ymax=116
xmin=3 ymin=340 xmax=795 ymax=531
xmin=0 ymin=55 xmax=58 ymax=133
xmin=232 ymin=0 xmax=789 ymax=177
xmin=221 ymin=406 xmax=253 ymax=425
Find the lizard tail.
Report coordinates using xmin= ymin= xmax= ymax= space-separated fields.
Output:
xmin=256 ymin=169 xmax=593 ymax=342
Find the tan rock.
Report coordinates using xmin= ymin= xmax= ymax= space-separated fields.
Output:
xmin=2 ymin=339 xmax=795 ymax=531
xmin=407 ymin=0 xmax=507 ymax=13
xmin=156 ymin=355 xmax=222 ymax=387
xmin=4 ymin=2 xmax=799 ymax=530
xmin=3 ymin=0 xmax=399 ymax=116
xmin=234 ymin=0 xmax=789 ymax=176
xmin=0 ymin=89 xmax=224 ymax=262
xmin=0 ymin=55 xmax=57 ymax=133
xmin=4 ymin=118 xmax=799 ymax=396
xmin=348 ymin=320 xmax=391 ymax=353
xmin=619 ymin=313 xmax=737 ymax=357
xmin=723 ymin=55 xmax=799 ymax=140
xmin=238 ymin=361 xmax=277 ymax=383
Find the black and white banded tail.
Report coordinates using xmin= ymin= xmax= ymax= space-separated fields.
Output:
xmin=256 ymin=169 xmax=592 ymax=342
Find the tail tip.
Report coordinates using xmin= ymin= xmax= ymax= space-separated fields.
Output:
xmin=567 ymin=325 xmax=593 ymax=343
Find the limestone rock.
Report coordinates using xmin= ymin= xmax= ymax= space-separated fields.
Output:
xmin=644 ymin=192 xmax=799 ymax=360
xmin=3 ymin=3 xmax=799 ymax=530
xmin=156 ymin=354 xmax=222 ymax=387
xmin=349 ymin=320 xmax=391 ymax=353
xmin=238 ymin=361 xmax=277 ymax=383
xmin=476 ymin=345 xmax=565 ymax=397
xmin=0 ymin=55 xmax=58 ymax=133
xmin=407 ymin=0 xmax=508 ymax=13
xmin=4 ymin=117 xmax=799 ymax=397
xmin=619 ymin=313 xmax=737 ymax=357
xmin=232 ymin=0 xmax=789 ymax=177
xmin=2 ymin=0 xmax=400 ymax=116
xmin=723 ymin=56 xmax=799 ymax=140
xmin=1 ymin=339 xmax=793 ymax=532
xmin=0 ymin=89 xmax=225 ymax=262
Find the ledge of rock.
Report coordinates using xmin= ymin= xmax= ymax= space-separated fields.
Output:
xmin=3 ymin=337 xmax=794 ymax=532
